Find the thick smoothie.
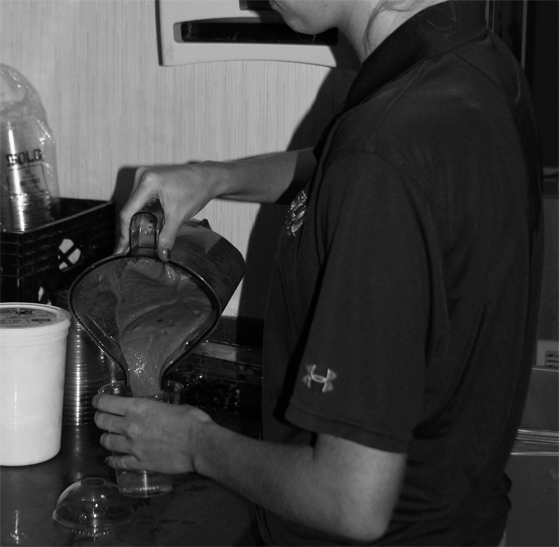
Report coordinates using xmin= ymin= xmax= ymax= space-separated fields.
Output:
xmin=115 ymin=259 xmax=213 ymax=397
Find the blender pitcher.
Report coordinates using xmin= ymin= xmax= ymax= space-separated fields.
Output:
xmin=68 ymin=212 xmax=245 ymax=397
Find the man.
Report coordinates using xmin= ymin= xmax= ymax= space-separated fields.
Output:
xmin=93 ymin=0 xmax=543 ymax=544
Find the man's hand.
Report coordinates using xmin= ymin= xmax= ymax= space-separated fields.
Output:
xmin=114 ymin=163 xmax=219 ymax=261
xmin=92 ymin=393 xmax=213 ymax=475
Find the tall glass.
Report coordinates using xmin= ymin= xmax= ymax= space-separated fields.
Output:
xmin=98 ymin=380 xmax=183 ymax=498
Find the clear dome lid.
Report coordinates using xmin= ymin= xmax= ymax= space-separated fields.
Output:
xmin=52 ymin=477 xmax=134 ymax=536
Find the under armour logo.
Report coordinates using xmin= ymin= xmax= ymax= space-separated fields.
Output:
xmin=302 ymin=364 xmax=337 ymax=393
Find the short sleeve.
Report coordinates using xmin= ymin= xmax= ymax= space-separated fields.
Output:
xmin=285 ymin=151 xmax=434 ymax=453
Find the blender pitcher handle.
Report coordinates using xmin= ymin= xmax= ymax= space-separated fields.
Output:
xmin=129 ymin=211 xmax=158 ymax=257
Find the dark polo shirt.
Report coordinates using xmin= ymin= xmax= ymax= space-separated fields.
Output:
xmin=259 ymin=0 xmax=543 ymax=544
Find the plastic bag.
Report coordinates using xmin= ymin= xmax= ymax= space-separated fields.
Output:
xmin=0 ymin=63 xmax=60 ymax=231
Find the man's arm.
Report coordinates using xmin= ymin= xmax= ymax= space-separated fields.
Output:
xmin=114 ymin=148 xmax=316 ymax=259
xmin=94 ymin=396 xmax=405 ymax=543
xmin=211 ymin=147 xmax=316 ymax=204
xmin=196 ymin=423 xmax=406 ymax=543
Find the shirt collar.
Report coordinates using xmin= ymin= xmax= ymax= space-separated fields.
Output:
xmin=311 ymin=1 xmax=488 ymax=161
xmin=344 ymin=0 xmax=488 ymax=110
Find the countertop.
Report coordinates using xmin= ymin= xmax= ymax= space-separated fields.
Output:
xmin=1 ymin=315 xmax=264 ymax=547
xmin=1 ymin=418 xmax=260 ymax=546
xmin=2 ymin=315 xmax=557 ymax=546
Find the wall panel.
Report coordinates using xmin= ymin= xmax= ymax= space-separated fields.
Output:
xmin=0 ymin=0 xmax=355 ymax=316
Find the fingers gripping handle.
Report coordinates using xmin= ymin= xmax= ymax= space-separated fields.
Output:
xmin=129 ymin=212 xmax=159 ymax=258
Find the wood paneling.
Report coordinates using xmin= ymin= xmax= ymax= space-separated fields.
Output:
xmin=0 ymin=0 xmax=355 ymax=316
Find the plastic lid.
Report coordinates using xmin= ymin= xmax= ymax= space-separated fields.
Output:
xmin=0 ymin=303 xmax=71 ymax=335
xmin=52 ymin=478 xmax=135 ymax=536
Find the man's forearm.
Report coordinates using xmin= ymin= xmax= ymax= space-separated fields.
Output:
xmin=189 ymin=419 xmax=404 ymax=543
xmin=208 ymin=148 xmax=316 ymax=205
xmin=191 ymin=421 xmax=351 ymax=540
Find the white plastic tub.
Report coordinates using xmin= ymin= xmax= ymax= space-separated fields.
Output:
xmin=1 ymin=303 xmax=71 ymax=465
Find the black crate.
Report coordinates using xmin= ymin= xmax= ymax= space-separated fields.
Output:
xmin=1 ymin=198 xmax=115 ymax=304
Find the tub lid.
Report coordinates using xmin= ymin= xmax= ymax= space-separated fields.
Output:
xmin=0 ymin=303 xmax=71 ymax=336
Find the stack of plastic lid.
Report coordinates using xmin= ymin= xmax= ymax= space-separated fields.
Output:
xmin=57 ymin=290 xmax=112 ymax=425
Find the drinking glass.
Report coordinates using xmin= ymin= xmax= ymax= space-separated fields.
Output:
xmin=98 ymin=380 xmax=183 ymax=498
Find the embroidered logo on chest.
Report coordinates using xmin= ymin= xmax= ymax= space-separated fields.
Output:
xmin=302 ymin=364 xmax=337 ymax=393
xmin=284 ymin=190 xmax=307 ymax=237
